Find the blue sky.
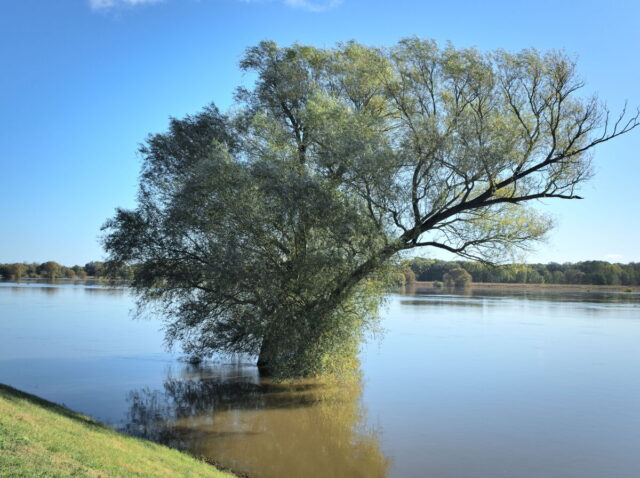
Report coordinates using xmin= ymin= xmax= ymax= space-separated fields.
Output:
xmin=1 ymin=0 xmax=638 ymax=265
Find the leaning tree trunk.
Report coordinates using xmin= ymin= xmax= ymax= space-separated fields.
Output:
xmin=256 ymin=335 xmax=277 ymax=371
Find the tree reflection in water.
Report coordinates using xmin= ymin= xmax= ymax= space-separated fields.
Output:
xmin=121 ymin=363 xmax=389 ymax=478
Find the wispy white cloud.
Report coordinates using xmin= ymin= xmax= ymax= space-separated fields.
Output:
xmin=89 ymin=0 xmax=164 ymax=11
xmin=282 ymin=0 xmax=342 ymax=12
xmin=89 ymin=0 xmax=342 ymax=13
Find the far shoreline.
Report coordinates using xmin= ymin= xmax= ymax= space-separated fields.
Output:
xmin=409 ymin=281 xmax=640 ymax=293
xmin=3 ymin=278 xmax=640 ymax=294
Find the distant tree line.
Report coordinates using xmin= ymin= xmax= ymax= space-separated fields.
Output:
xmin=406 ymin=259 xmax=640 ymax=286
xmin=0 ymin=261 xmax=133 ymax=281
xmin=2 ymin=258 xmax=638 ymax=287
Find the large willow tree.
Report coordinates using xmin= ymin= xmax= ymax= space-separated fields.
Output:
xmin=103 ymin=39 xmax=638 ymax=378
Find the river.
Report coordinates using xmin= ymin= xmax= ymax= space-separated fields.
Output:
xmin=1 ymin=281 xmax=639 ymax=477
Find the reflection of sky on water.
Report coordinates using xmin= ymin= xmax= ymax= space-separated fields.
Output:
xmin=0 ymin=281 xmax=156 ymax=360
xmin=362 ymin=291 xmax=640 ymax=478
xmin=1 ymin=282 xmax=640 ymax=477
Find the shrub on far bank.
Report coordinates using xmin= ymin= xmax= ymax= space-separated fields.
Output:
xmin=443 ymin=267 xmax=472 ymax=288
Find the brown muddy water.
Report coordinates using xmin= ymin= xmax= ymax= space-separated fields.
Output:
xmin=1 ymin=281 xmax=639 ymax=477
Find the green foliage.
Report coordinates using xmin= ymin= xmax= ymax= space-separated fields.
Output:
xmin=443 ymin=267 xmax=472 ymax=288
xmin=72 ymin=265 xmax=87 ymax=279
xmin=403 ymin=267 xmax=417 ymax=285
xmin=102 ymin=38 xmax=637 ymax=378
xmin=389 ymin=262 xmax=417 ymax=288
xmin=6 ymin=263 xmax=26 ymax=280
xmin=38 ymin=261 xmax=60 ymax=280
xmin=84 ymin=261 xmax=104 ymax=277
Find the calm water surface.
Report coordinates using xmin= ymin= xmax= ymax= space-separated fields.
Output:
xmin=1 ymin=281 xmax=639 ymax=477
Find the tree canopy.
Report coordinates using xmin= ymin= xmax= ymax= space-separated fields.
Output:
xmin=102 ymin=38 xmax=638 ymax=378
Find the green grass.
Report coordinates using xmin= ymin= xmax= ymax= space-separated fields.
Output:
xmin=0 ymin=383 xmax=235 ymax=478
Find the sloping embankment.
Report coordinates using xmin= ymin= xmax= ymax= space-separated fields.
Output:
xmin=0 ymin=383 xmax=235 ymax=478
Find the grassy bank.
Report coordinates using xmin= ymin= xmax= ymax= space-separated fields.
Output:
xmin=0 ymin=383 xmax=234 ymax=478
